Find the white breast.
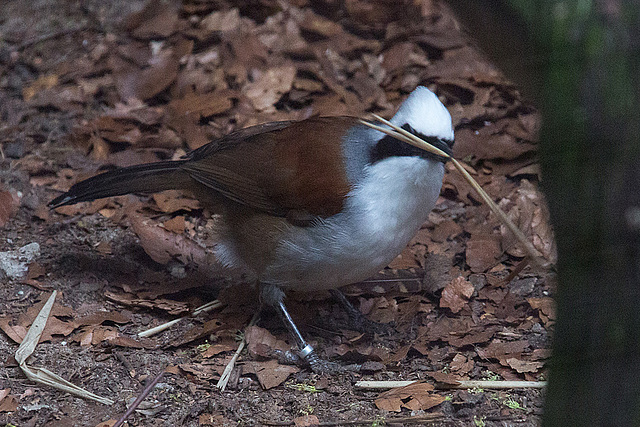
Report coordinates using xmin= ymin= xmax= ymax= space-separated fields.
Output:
xmin=261 ymin=156 xmax=445 ymax=291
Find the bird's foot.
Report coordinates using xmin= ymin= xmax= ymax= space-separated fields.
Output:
xmin=259 ymin=283 xmax=361 ymax=374
xmin=301 ymin=345 xmax=360 ymax=374
xmin=269 ymin=345 xmax=360 ymax=374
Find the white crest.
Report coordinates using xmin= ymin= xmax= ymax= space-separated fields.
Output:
xmin=390 ymin=86 xmax=454 ymax=141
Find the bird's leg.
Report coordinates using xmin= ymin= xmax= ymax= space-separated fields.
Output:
xmin=329 ymin=289 xmax=394 ymax=335
xmin=260 ymin=283 xmax=354 ymax=373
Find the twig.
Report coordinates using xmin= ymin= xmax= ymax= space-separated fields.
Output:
xmin=112 ymin=367 xmax=166 ymax=427
xmin=18 ymin=25 xmax=90 ymax=50
xmin=216 ymin=311 xmax=260 ymax=391
xmin=353 ymin=380 xmax=417 ymax=389
xmin=446 ymin=380 xmax=546 ymax=389
xmin=354 ymin=380 xmax=547 ymax=390
xmin=138 ymin=299 xmax=224 ymax=338
xmin=114 ymin=351 xmax=136 ymax=379
xmin=260 ymin=413 xmax=445 ymax=426
xmin=500 ymin=257 xmax=531 ymax=285
xmin=359 ymin=118 xmax=449 ymax=158
xmin=359 ymin=115 xmax=543 ymax=266
xmin=450 ymin=158 xmax=543 ymax=265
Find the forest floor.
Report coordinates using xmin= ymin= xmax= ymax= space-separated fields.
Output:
xmin=0 ymin=1 xmax=554 ymax=425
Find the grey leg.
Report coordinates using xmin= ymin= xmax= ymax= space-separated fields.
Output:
xmin=329 ymin=289 xmax=394 ymax=335
xmin=329 ymin=289 xmax=362 ymax=320
xmin=260 ymin=283 xmax=351 ymax=373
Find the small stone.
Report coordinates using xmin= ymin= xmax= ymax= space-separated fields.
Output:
xmin=0 ymin=242 xmax=40 ymax=279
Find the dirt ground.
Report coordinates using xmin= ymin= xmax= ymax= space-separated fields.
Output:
xmin=1 ymin=1 xmax=553 ymax=425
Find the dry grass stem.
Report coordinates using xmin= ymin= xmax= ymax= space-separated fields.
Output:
xmin=138 ymin=299 xmax=224 ymax=338
xmin=354 ymin=380 xmax=547 ymax=390
xmin=216 ymin=311 xmax=260 ymax=391
xmin=16 ymin=291 xmax=114 ymax=405
xmin=360 ymin=115 xmax=544 ymax=265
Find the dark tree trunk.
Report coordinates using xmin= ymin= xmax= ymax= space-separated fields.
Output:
xmin=538 ymin=3 xmax=640 ymax=425
xmin=448 ymin=1 xmax=640 ymax=425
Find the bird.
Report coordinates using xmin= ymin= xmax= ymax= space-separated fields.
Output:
xmin=50 ymin=86 xmax=455 ymax=372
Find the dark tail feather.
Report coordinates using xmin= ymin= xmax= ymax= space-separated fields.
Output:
xmin=49 ymin=160 xmax=191 ymax=208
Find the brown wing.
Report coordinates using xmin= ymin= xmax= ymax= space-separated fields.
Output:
xmin=181 ymin=116 xmax=358 ymax=218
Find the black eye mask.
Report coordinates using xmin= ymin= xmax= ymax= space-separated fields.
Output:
xmin=370 ymin=124 xmax=454 ymax=164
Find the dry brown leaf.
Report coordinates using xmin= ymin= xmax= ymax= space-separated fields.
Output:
xmin=124 ymin=0 xmax=178 ymax=39
xmin=22 ymin=74 xmax=59 ymax=101
xmin=330 ymin=342 xmax=388 ymax=362
xmin=506 ymin=357 xmax=544 ymax=373
xmin=167 ymin=90 xmax=233 ymax=121
xmin=201 ymin=8 xmax=241 ymax=33
xmin=0 ymin=389 xmax=18 ymax=412
xmin=1 ymin=299 xmax=77 ymax=344
xmin=104 ymin=291 xmax=190 ymax=316
xmin=75 ymin=324 xmax=148 ymax=349
xmin=174 ymin=318 xmax=224 ymax=347
xmin=244 ymin=359 xmax=300 ymax=390
xmin=450 ymin=353 xmax=474 ymax=374
xmin=128 ymin=213 xmax=206 ymax=265
xmin=454 ymin=123 xmax=536 ymax=162
xmin=366 ymin=296 xmax=399 ymax=324
xmin=430 ymin=219 xmax=463 ymax=243
xmin=163 ymin=216 xmax=186 ymax=233
xmin=179 ymin=363 xmax=220 ymax=381
xmin=77 ymin=325 xmax=118 ymax=346
xmin=424 ymin=371 xmax=465 ymax=385
xmin=420 ymin=316 xmax=472 ymax=343
xmin=531 ymin=348 xmax=552 ymax=360
xmin=388 ymin=344 xmax=411 ymax=363
xmin=465 ymin=234 xmax=502 ymax=273
xmin=527 ymin=297 xmax=556 ymax=324
xmin=477 ymin=339 xmax=529 ymax=360
xmin=95 ymin=241 xmax=112 ymax=255
xmin=40 ymin=316 xmax=77 ymax=340
xmin=106 ymin=101 xmax=164 ymax=125
xmin=243 ymin=65 xmax=296 ymax=112
xmin=53 ymin=196 xmax=112 ymax=217
xmin=0 ymin=189 xmax=21 ymax=227
xmin=0 ymin=318 xmax=27 ymax=343
xmin=374 ymin=382 xmax=445 ymax=412
xmin=382 ymin=42 xmax=418 ymax=76
xmin=28 ymin=85 xmax=86 ymax=111
xmin=504 ymin=112 xmax=541 ymax=141
xmin=152 ymin=191 xmax=201 ymax=213
xmin=245 ymin=325 xmax=290 ymax=358
xmin=202 ymin=342 xmax=237 ymax=358
xmin=422 ymin=252 xmax=453 ymax=294
xmin=442 ymin=163 xmax=477 ymax=202
xmin=501 ymin=180 xmax=556 ymax=262
xmin=293 ymin=415 xmax=320 ymax=427
xmin=199 ymin=413 xmax=228 ymax=426
xmin=396 ymin=295 xmax=432 ymax=326
xmin=387 ymin=246 xmax=420 ymax=269
xmin=509 ymin=163 xmax=541 ymax=179
xmin=93 ymin=116 xmax=142 ymax=145
xmin=299 ymin=9 xmax=343 ymax=37
xmin=345 ymin=0 xmax=417 ymax=32
xmin=105 ymin=335 xmax=150 ymax=349
xmin=448 ymin=326 xmax=499 ymax=347
xmin=76 ymin=311 xmax=131 ymax=327
xmin=113 ymin=48 xmax=180 ymax=101
xmin=440 ymin=276 xmax=474 ymax=314
xmin=25 ymin=262 xmax=46 ymax=280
